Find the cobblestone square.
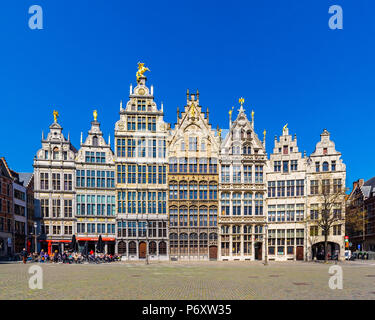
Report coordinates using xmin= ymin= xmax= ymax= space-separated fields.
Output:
xmin=1 ymin=260 xmax=375 ymax=300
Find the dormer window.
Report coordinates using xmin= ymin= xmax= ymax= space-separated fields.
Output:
xmin=283 ymin=146 xmax=288 ymax=155
xmin=137 ymin=99 xmax=146 ymax=111
xmin=323 ymin=148 xmax=328 ymax=155
xmin=243 ymin=146 xmax=251 ymax=155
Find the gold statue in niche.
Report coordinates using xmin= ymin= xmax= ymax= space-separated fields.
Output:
xmin=136 ymin=62 xmax=150 ymax=80
xmin=93 ymin=110 xmax=98 ymax=121
xmin=190 ymin=104 xmax=196 ymax=118
xmin=53 ymin=110 xmax=59 ymax=123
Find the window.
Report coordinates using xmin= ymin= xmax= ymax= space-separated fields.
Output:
xmin=277 ymin=181 xmax=285 ymax=197
xmin=129 ymin=241 xmax=137 ymax=255
xmin=244 ymin=165 xmax=252 ymax=183
xmin=286 ymin=180 xmax=295 ymax=197
xmin=232 ymin=193 xmax=241 ymax=216
xmin=244 ymin=193 xmax=252 ymax=216
xmin=52 ymin=173 xmax=60 ymax=191
xmin=221 ymin=165 xmax=230 ymax=183
xmin=310 ymin=180 xmax=318 ymax=195
xmin=255 ymin=166 xmax=263 ymax=183
xmin=64 ymin=174 xmax=72 ymax=191
xmin=209 ymin=207 xmax=217 ymax=226
xmin=333 ymin=179 xmax=342 ymax=193
xmin=283 ymin=145 xmax=288 ymax=155
xmin=199 ymin=158 xmax=208 ymax=173
xmin=221 ymin=193 xmax=230 ymax=216
xmin=52 ymin=199 xmax=61 ymax=218
xmin=310 ymin=205 xmax=319 ymax=220
xmin=283 ymin=161 xmax=289 ymax=173
xmin=268 ymin=181 xmax=276 ymax=198
xmin=296 ymin=180 xmax=304 ymax=196
xmin=189 ymin=158 xmax=197 ymax=173
xmin=322 ymin=161 xmax=329 ymax=172
xmin=274 ymin=161 xmax=281 ymax=172
xmin=254 ymin=193 xmax=263 ymax=215
xmin=323 ymin=148 xmax=328 ymax=155
xmin=322 ymin=179 xmax=330 ymax=194
xmin=233 ymin=165 xmax=241 ymax=183
xmin=64 ymin=200 xmax=72 ymax=218
xmin=315 ymin=162 xmax=320 ymax=172
xmin=209 ymin=158 xmax=217 ymax=174
xmin=189 ymin=137 xmax=197 ymax=151
xmin=291 ymin=160 xmax=298 ymax=171
xmin=333 ymin=225 xmax=341 ymax=236
xmin=310 ymin=226 xmax=318 ymax=236
xmin=40 ymin=173 xmax=49 ymax=190
xmin=41 ymin=199 xmax=49 ymax=218
xmin=159 ymin=241 xmax=167 ymax=255
xmin=199 ymin=182 xmax=207 ymax=200
xmin=189 ymin=182 xmax=198 ymax=200
xmin=331 ymin=161 xmax=336 ymax=171
xmin=169 ymin=158 xmax=177 ymax=173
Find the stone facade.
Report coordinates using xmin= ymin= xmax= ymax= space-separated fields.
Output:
xmin=219 ymin=104 xmax=267 ymax=261
xmin=75 ymin=117 xmax=116 ymax=254
xmin=33 ymin=120 xmax=77 ymax=254
xmin=168 ymin=90 xmax=220 ymax=260
xmin=114 ymin=75 xmax=169 ymax=261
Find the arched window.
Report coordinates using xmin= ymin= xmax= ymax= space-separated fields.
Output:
xmin=209 ymin=182 xmax=217 ymax=200
xmin=179 ymin=181 xmax=188 ymax=199
xmin=199 ymin=233 xmax=208 ymax=249
xmin=180 ymin=233 xmax=188 ymax=254
xmin=93 ymin=136 xmax=98 ymax=146
xmin=189 ymin=206 xmax=198 ymax=227
xmin=170 ymin=233 xmax=178 ymax=255
xmin=169 ymin=206 xmax=178 ymax=227
xmin=322 ymin=161 xmax=329 ymax=172
xmin=53 ymin=147 xmax=59 ymax=160
xmin=128 ymin=241 xmax=136 ymax=255
xmin=159 ymin=241 xmax=167 ymax=255
xmin=199 ymin=206 xmax=208 ymax=226
xmin=118 ymin=241 xmax=127 ymax=255
xmin=221 ymin=225 xmax=229 ymax=234
xmin=190 ymin=233 xmax=198 ymax=254
xmin=149 ymin=241 xmax=157 ymax=255
xmin=179 ymin=206 xmax=188 ymax=227
xmin=189 ymin=181 xmax=198 ymax=200
xmin=209 ymin=233 xmax=217 ymax=241
xmin=199 ymin=181 xmax=208 ymax=200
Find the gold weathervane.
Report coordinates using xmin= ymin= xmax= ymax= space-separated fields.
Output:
xmin=136 ymin=62 xmax=150 ymax=81
xmin=93 ymin=110 xmax=98 ymax=121
xmin=239 ymin=97 xmax=245 ymax=107
xmin=53 ymin=110 xmax=59 ymax=123
xmin=283 ymin=123 xmax=288 ymax=132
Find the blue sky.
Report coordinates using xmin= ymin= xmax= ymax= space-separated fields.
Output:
xmin=0 ymin=0 xmax=374 ymax=188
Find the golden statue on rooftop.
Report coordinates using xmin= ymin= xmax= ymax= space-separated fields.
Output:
xmin=136 ymin=62 xmax=150 ymax=81
xmin=53 ymin=110 xmax=59 ymax=123
xmin=283 ymin=123 xmax=288 ymax=133
xmin=93 ymin=110 xmax=98 ymax=121
xmin=229 ymin=106 xmax=234 ymax=121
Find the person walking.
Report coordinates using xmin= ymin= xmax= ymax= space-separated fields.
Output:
xmin=21 ymin=248 xmax=28 ymax=264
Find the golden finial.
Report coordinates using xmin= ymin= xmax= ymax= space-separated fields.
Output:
xmin=229 ymin=106 xmax=234 ymax=121
xmin=239 ymin=97 xmax=245 ymax=107
xmin=93 ymin=110 xmax=98 ymax=121
xmin=136 ymin=62 xmax=150 ymax=81
xmin=263 ymin=129 xmax=266 ymax=139
xmin=218 ymin=128 xmax=222 ymax=137
xmin=283 ymin=123 xmax=288 ymax=133
xmin=53 ymin=110 xmax=59 ymax=123
xmin=251 ymin=110 xmax=254 ymax=122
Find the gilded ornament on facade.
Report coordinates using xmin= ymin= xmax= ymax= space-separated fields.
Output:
xmin=53 ymin=110 xmax=59 ymax=123
xmin=239 ymin=97 xmax=245 ymax=106
xmin=136 ymin=62 xmax=150 ymax=80
xmin=93 ymin=110 xmax=98 ymax=121
xmin=283 ymin=123 xmax=288 ymax=132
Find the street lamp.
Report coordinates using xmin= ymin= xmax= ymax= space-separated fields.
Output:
xmin=264 ymin=224 xmax=268 ymax=266
xmin=33 ymin=222 xmax=38 ymax=254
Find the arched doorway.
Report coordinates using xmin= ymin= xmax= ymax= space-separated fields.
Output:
xmin=254 ymin=242 xmax=262 ymax=260
xmin=312 ymin=241 xmax=340 ymax=260
xmin=139 ymin=242 xmax=147 ymax=259
xmin=118 ymin=241 xmax=126 ymax=255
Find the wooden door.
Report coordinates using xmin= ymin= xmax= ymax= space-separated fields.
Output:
xmin=255 ymin=243 xmax=262 ymax=260
xmin=209 ymin=246 xmax=217 ymax=260
xmin=139 ymin=242 xmax=147 ymax=259
xmin=296 ymin=246 xmax=304 ymax=261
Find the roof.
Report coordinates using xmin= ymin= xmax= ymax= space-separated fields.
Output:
xmin=18 ymin=173 xmax=33 ymax=188
xmin=362 ymin=176 xmax=375 ymax=198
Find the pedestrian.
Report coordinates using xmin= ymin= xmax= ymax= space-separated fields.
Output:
xmin=21 ymin=248 xmax=28 ymax=264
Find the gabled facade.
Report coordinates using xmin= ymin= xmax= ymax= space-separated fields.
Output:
xmin=346 ymin=177 xmax=375 ymax=251
xmin=266 ymin=126 xmax=307 ymax=261
xmin=306 ymin=129 xmax=346 ymax=260
xmin=168 ymin=90 xmax=220 ymax=260
xmin=33 ymin=115 xmax=77 ymax=254
xmin=219 ymin=103 xmax=267 ymax=261
xmin=114 ymin=73 xmax=169 ymax=260
xmin=0 ymin=158 xmax=14 ymax=257
xmin=75 ymin=113 xmax=116 ymax=254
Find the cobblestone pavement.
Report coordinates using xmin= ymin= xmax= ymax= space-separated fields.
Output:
xmin=0 ymin=260 xmax=374 ymax=300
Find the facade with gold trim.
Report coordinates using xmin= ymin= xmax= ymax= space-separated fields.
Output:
xmin=114 ymin=72 xmax=169 ymax=260
xmin=33 ymin=116 xmax=77 ymax=253
xmin=218 ymin=101 xmax=267 ymax=261
xmin=75 ymin=114 xmax=116 ymax=254
xmin=168 ymin=90 xmax=220 ymax=260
